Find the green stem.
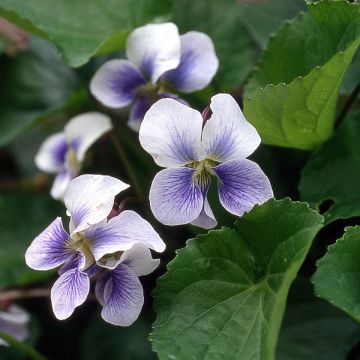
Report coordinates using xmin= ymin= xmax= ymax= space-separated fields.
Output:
xmin=111 ymin=134 xmax=144 ymax=199
xmin=335 ymin=80 xmax=360 ymax=128
xmin=0 ymin=331 xmax=47 ymax=360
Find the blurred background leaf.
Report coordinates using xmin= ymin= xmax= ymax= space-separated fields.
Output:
xmin=0 ymin=0 xmax=172 ymax=67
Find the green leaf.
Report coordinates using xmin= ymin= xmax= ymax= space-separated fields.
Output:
xmin=0 ymin=0 xmax=172 ymax=67
xmin=243 ymin=0 xmax=360 ymax=150
xmin=277 ymin=301 xmax=360 ymax=359
xmin=299 ymin=112 xmax=360 ymax=224
xmin=0 ymin=193 xmax=63 ymax=287
xmin=151 ymin=198 xmax=323 ymax=360
xmin=313 ymin=226 xmax=360 ymax=322
xmin=174 ymin=0 xmax=304 ymax=91
xmin=0 ymin=37 xmax=81 ymax=147
xmin=82 ymin=315 xmax=155 ymax=360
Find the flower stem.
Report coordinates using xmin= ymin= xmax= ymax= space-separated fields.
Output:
xmin=0 ymin=331 xmax=47 ymax=360
xmin=0 ymin=288 xmax=50 ymax=302
xmin=335 ymin=80 xmax=360 ymax=128
xmin=111 ymin=134 xmax=144 ymax=199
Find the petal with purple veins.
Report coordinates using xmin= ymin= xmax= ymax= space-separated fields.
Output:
xmin=64 ymin=174 xmax=129 ymax=234
xmin=120 ymin=243 xmax=160 ymax=276
xmin=190 ymin=197 xmax=217 ymax=229
xmin=86 ymin=210 xmax=165 ymax=262
xmin=64 ymin=112 xmax=113 ymax=162
xmin=25 ymin=217 xmax=72 ymax=271
xmin=100 ymin=263 xmax=144 ymax=326
xmin=139 ymin=98 xmax=203 ymax=167
xmin=162 ymin=31 xmax=219 ymax=93
xmin=35 ymin=132 xmax=68 ymax=173
xmin=202 ymin=94 xmax=261 ymax=162
xmin=126 ymin=23 xmax=181 ymax=83
xmin=127 ymin=95 xmax=153 ymax=132
xmin=51 ymin=267 xmax=90 ymax=320
xmin=90 ymin=59 xmax=146 ymax=108
xmin=214 ymin=159 xmax=273 ymax=216
xmin=149 ymin=167 xmax=205 ymax=225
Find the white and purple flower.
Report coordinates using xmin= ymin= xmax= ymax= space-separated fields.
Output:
xmin=90 ymin=22 xmax=219 ymax=131
xmin=0 ymin=305 xmax=29 ymax=346
xmin=25 ymin=174 xmax=165 ymax=326
xmin=35 ymin=112 xmax=113 ymax=200
xmin=139 ymin=93 xmax=273 ymax=229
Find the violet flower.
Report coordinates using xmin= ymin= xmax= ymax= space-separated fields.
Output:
xmin=0 ymin=305 xmax=29 ymax=346
xmin=139 ymin=93 xmax=273 ymax=228
xmin=35 ymin=112 xmax=112 ymax=200
xmin=25 ymin=175 xmax=165 ymax=325
xmin=90 ymin=22 xmax=218 ymax=131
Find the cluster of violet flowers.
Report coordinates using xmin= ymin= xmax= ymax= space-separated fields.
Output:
xmin=22 ymin=22 xmax=273 ymax=328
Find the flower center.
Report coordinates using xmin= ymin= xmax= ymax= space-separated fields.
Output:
xmin=187 ymin=159 xmax=218 ymax=189
xmin=67 ymin=235 xmax=95 ymax=269
xmin=66 ymin=147 xmax=80 ymax=174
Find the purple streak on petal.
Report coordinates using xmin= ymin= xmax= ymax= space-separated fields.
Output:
xmin=101 ymin=264 xmax=144 ymax=326
xmin=191 ymin=197 xmax=217 ymax=229
xmin=90 ymin=60 xmax=146 ymax=108
xmin=127 ymin=95 xmax=153 ymax=132
xmin=161 ymin=32 xmax=218 ymax=93
xmin=95 ymin=271 xmax=111 ymax=306
xmin=58 ymin=251 xmax=86 ymax=276
xmin=214 ymin=159 xmax=273 ymax=216
xmin=51 ymin=139 xmax=68 ymax=167
xmin=149 ymin=167 xmax=205 ymax=225
xmin=51 ymin=267 xmax=90 ymax=320
xmin=25 ymin=217 xmax=72 ymax=271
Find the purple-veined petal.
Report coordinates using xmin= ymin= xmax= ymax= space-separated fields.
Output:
xmin=95 ymin=271 xmax=111 ymax=306
xmin=25 ymin=217 xmax=72 ymax=271
xmin=64 ymin=174 xmax=129 ymax=234
xmin=126 ymin=23 xmax=181 ymax=83
xmin=100 ymin=263 xmax=144 ymax=326
xmin=90 ymin=59 xmax=146 ymax=108
xmin=149 ymin=167 xmax=205 ymax=225
xmin=190 ymin=197 xmax=217 ymax=229
xmin=0 ymin=305 xmax=29 ymax=346
xmin=51 ymin=267 xmax=90 ymax=320
xmin=127 ymin=95 xmax=153 ymax=132
xmin=35 ymin=132 xmax=68 ymax=173
xmin=214 ymin=159 xmax=273 ymax=216
xmin=120 ymin=243 xmax=160 ymax=276
xmin=202 ymin=94 xmax=261 ymax=161
xmin=139 ymin=98 xmax=203 ymax=167
xmin=64 ymin=112 xmax=113 ymax=162
xmin=86 ymin=210 xmax=165 ymax=262
xmin=50 ymin=169 xmax=74 ymax=201
xmin=162 ymin=31 xmax=218 ymax=93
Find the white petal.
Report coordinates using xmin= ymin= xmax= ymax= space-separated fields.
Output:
xmin=64 ymin=112 xmax=113 ymax=162
xmin=120 ymin=243 xmax=160 ymax=276
xmin=202 ymin=94 xmax=261 ymax=161
xmin=90 ymin=59 xmax=146 ymax=108
xmin=126 ymin=23 xmax=181 ymax=83
xmin=64 ymin=174 xmax=129 ymax=234
xmin=162 ymin=31 xmax=219 ymax=93
xmin=139 ymin=98 xmax=203 ymax=167
xmin=87 ymin=210 xmax=165 ymax=262
xmin=50 ymin=169 xmax=74 ymax=201
xmin=35 ymin=132 xmax=68 ymax=173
